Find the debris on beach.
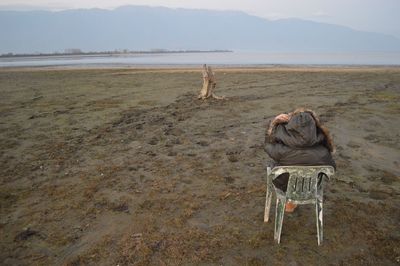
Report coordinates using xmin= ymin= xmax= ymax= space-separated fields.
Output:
xmin=198 ymin=65 xmax=225 ymax=100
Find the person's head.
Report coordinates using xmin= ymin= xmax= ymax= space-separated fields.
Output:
xmin=289 ymin=108 xmax=335 ymax=152
xmin=287 ymin=110 xmax=316 ymax=130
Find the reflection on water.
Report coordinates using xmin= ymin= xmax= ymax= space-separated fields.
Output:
xmin=1 ymin=51 xmax=400 ymax=67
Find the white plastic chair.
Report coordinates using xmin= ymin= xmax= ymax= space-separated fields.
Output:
xmin=264 ymin=166 xmax=335 ymax=245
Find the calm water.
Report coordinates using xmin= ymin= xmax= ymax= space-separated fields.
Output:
xmin=1 ymin=51 xmax=400 ymax=67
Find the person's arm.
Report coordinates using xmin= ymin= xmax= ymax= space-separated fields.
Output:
xmin=271 ymin=114 xmax=289 ymax=127
xmin=266 ymin=114 xmax=290 ymax=141
xmin=264 ymin=113 xmax=292 ymax=162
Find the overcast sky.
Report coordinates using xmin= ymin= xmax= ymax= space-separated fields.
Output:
xmin=1 ymin=0 xmax=399 ymax=38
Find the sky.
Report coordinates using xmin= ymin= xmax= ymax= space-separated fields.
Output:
xmin=1 ymin=0 xmax=399 ymax=38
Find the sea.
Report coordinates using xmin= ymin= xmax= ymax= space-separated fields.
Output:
xmin=1 ymin=51 xmax=400 ymax=68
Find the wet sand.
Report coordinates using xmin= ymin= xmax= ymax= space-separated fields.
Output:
xmin=0 ymin=67 xmax=399 ymax=265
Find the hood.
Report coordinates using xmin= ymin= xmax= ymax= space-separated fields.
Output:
xmin=277 ymin=112 xmax=320 ymax=147
xmin=286 ymin=112 xmax=318 ymax=144
xmin=267 ymin=109 xmax=335 ymax=152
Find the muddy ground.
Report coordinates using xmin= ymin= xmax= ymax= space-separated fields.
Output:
xmin=0 ymin=67 xmax=399 ymax=265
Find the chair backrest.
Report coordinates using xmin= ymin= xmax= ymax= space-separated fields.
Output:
xmin=271 ymin=166 xmax=335 ymax=203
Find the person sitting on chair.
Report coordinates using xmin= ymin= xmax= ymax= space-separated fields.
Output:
xmin=264 ymin=108 xmax=336 ymax=212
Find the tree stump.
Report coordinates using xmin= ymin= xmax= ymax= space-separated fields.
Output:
xmin=198 ymin=64 xmax=224 ymax=100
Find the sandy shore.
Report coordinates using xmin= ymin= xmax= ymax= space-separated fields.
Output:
xmin=1 ymin=67 xmax=399 ymax=265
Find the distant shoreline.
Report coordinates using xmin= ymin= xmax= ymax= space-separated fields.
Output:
xmin=1 ymin=65 xmax=399 ymax=73
xmin=0 ymin=50 xmax=233 ymax=59
xmin=1 ymin=51 xmax=399 ymax=68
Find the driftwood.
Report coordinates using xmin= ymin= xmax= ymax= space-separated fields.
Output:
xmin=198 ymin=64 xmax=225 ymax=100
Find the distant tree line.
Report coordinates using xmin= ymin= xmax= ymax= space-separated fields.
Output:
xmin=0 ymin=49 xmax=232 ymax=58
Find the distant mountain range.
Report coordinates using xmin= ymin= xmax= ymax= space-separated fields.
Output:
xmin=1 ymin=5 xmax=400 ymax=54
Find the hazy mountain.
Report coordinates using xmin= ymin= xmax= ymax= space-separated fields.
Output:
xmin=1 ymin=5 xmax=399 ymax=54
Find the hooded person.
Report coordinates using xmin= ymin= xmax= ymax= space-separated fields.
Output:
xmin=264 ymin=108 xmax=336 ymax=212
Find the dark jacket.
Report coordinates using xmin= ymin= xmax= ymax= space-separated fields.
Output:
xmin=264 ymin=111 xmax=336 ymax=191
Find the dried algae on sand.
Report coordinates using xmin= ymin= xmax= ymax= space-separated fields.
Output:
xmin=0 ymin=67 xmax=399 ymax=265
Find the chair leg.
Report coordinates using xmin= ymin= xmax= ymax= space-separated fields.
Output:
xmin=316 ymin=199 xmax=323 ymax=245
xmin=264 ymin=184 xmax=273 ymax=222
xmin=274 ymin=198 xmax=285 ymax=244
